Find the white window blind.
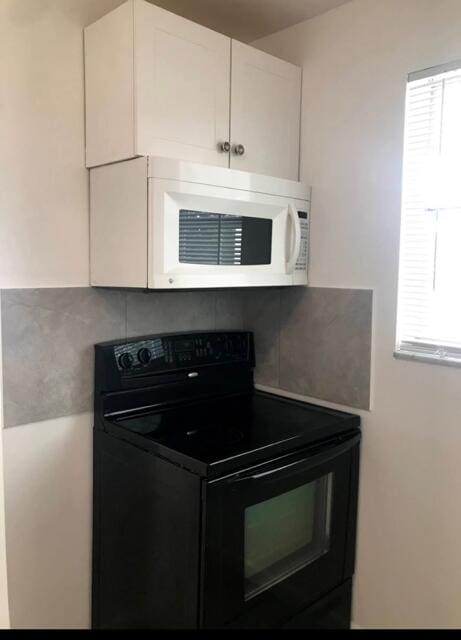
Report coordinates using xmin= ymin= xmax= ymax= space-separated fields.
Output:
xmin=396 ymin=62 xmax=461 ymax=364
xmin=179 ymin=210 xmax=243 ymax=265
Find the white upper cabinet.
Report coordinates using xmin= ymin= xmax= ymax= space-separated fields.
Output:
xmin=85 ymin=0 xmax=231 ymax=168
xmin=134 ymin=1 xmax=231 ymax=167
xmin=230 ymin=41 xmax=301 ymax=181
xmin=84 ymin=0 xmax=302 ymax=180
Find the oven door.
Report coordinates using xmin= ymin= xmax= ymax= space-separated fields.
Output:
xmin=148 ymin=178 xmax=308 ymax=289
xmin=201 ymin=432 xmax=360 ymax=629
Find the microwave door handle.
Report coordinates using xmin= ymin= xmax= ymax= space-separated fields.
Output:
xmin=231 ymin=434 xmax=361 ymax=484
xmin=286 ymin=203 xmax=301 ymax=274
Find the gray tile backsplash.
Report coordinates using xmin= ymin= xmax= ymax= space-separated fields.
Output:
xmin=1 ymin=288 xmax=126 ymax=428
xmin=214 ymin=291 xmax=246 ymax=330
xmin=1 ymin=288 xmax=245 ymax=428
xmin=280 ymin=288 xmax=372 ymax=409
xmin=1 ymin=285 xmax=372 ymax=428
xmin=244 ymin=287 xmax=373 ymax=410
xmin=126 ymin=291 xmax=217 ymax=336
xmin=243 ymin=289 xmax=281 ymax=388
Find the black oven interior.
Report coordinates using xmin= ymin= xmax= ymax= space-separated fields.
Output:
xmin=92 ymin=331 xmax=360 ymax=629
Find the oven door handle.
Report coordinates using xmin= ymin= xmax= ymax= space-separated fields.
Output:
xmin=231 ymin=433 xmax=360 ymax=483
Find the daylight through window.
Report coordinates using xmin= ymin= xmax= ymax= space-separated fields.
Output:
xmin=396 ymin=62 xmax=461 ymax=364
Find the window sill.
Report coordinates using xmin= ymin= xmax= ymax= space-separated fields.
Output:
xmin=394 ymin=350 xmax=461 ymax=369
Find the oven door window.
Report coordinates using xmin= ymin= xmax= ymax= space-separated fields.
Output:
xmin=244 ymin=473 xmax=332 ymax=600
xmin=179 ymin=210 xmax=272 ymax=265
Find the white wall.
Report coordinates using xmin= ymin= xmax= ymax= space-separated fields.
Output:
xmin=0 ymin=0 xmax=125 ymax=289
xmin=0 ymin=442 xmax=9 ymax=629
xmin=0 ymin=441 xmax=9 ymax=629
xmin=3 ymin=415 xmax=92 ymax=629
xmin=0 ymin=300 xmax=10 ymax=628
xmin=254 ymin=0 xmax=461 ymax=629
xmin=0 ymin=0 xmax=126 ymax=629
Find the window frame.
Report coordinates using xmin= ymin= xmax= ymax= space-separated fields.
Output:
xmin=395 ymin=59 xmax=461 ymax=368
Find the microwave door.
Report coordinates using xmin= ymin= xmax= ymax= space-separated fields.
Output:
xmin=149 ymin=179 xmax=302 ymax=289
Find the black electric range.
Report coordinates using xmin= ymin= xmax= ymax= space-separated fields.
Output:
xmin=93 ymin=331 xmax=361 ymax=630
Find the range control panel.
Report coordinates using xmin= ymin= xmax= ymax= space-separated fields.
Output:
xmin=113 ymin=332 xmax=253 ymax=373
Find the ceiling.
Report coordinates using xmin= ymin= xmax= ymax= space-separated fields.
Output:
xmin=148 ymin=0 xmax=351 ymax=42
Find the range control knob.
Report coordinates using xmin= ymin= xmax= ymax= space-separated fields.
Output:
xmin=118 ymin=352 xmax=134 ymax=370
xmin=137 ymin=348 xmax=152 ymax=365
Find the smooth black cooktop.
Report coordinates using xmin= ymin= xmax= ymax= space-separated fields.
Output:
xmin=107 ymin=391 xmax=360 ymax=478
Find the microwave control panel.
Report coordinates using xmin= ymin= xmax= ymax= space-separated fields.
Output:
xmin=295 ymin=211 xmax=309 ymax=272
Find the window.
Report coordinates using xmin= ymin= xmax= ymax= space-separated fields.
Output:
xmin=396 ymin=61 xmax=461 ymax=365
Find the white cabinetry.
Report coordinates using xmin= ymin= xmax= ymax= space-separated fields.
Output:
xmin=84 ymin=0 xmax=302 ymax=180
xmin=85 ymin=0 xmax=230 ymax=169
xmin=230 ymin=41 xmax=301 ymax=180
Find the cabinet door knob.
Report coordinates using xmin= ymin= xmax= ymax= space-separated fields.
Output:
xmin=219 ymin=141 xmax=231 ymax=153
xmin=233 ymin=144 xmax=245 ymax=156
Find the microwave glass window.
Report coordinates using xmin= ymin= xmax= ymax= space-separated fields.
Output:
xmin=179 ymin=210 xmax=272 ymax=265
xmin=244 ymin=473 xmax=333 ymax=600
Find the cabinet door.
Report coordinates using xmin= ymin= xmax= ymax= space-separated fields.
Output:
xmin=230 ymin=41 xmax=301 ymax=180
xmin=134 ymin=0 xmax=231 ymax=167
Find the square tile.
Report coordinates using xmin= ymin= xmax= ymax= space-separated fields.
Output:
xmin=279 ymin=287 xmax=372 ymax=409
xmin=1 ymin=288 xmax=126 ymax=427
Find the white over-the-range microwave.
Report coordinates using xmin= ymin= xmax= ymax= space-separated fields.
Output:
xmin=90 ymin=156 xmax=311 ymax=289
